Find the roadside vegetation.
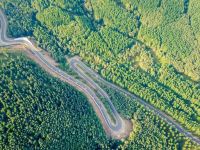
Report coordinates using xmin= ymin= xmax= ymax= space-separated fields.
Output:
xmin=0 ymin=52 xmax=115 ymax=149
xmin=0 ymin=0 xmax=200 ymax=148
xmin=0 ymin=52 xmax=199 ymax=149
xmin=100 ymin=83 xmax=199 ymax=150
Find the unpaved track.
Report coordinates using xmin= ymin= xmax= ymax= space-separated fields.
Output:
xmin=0 ymin=10 xmax=131 ymax=139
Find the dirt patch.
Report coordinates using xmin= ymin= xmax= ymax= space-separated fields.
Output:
xmin=40 ymin=50 xmax=59 ymax=66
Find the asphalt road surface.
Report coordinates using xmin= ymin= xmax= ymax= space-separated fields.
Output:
xmin=69 ymin=52 xmax=200 ymax=144
xmin=0 ymin=10 xmax=129 ymax=139
xmin=0 ymin=10 xmax=200 ymax=144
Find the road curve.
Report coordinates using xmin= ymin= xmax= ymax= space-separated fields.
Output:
xmin=69 ymin=58 xmax=200 ymax=145
xmin=0 ymin=9 xmax=200 ymax=144
xmin=0 ymin=9 xmax=131 ymax=139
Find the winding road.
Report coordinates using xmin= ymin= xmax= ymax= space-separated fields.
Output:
xmin=0 ymin=10 xmax=200 ymax=144
xmin=70 ymin=57 xmax=200 ymax=144
xmin=0 ymin=9 xmax=130 ymax=139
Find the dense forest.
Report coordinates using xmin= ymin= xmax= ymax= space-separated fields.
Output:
xmin=0 ymin=52 xmax=199 ymax=149
xmin=100 ymin=83 xmax=199 ymax=150
xmin=0 ymin=0 xmax=200 ymax=149
xmin=0 ymin=52 xmax=115 ymax=149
